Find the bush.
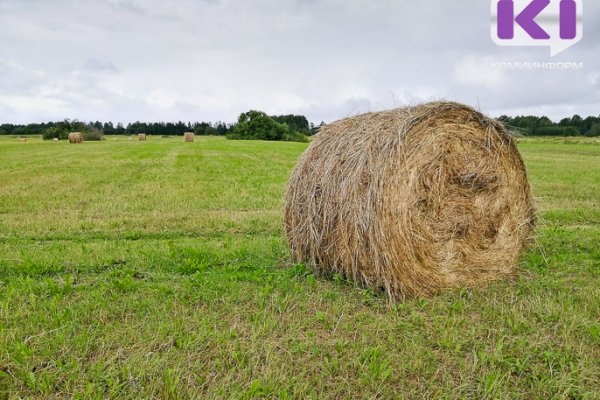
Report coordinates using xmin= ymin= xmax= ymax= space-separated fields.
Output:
xmin=43 ymin=120 xmax=106 ymax=140
xmin=283 ymin=131 xmax=309 ymax=143
xmin=531 ymin=126 xmax=580 ymax=136
xmin=43 ymin=126 xmax=69 ymax=140
xmin=227 ymin=110 xmax=307 ymax=142
xmin=564 ymin=126 xmax=581 ymax=136
xmin=82 ymin=129 xmax=104 ymax=141
xmin=584 ymin=123 xmax=600 ymax=137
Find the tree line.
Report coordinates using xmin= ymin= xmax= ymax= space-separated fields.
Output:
xmin=498 ymin=114 xmax=600 ymax=137
xmin=0 ymin=120 xmax=234 ymax=139
xmin=0 ymin=112 xmax=322 ymax=142
xmin=2 ymin=111 xmax=599 ymax=140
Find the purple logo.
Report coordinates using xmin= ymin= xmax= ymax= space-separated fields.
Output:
xmin=491 ymin=0 xmax=582 ymax=56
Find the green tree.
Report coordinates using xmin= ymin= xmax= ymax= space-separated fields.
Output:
xmin=229 ymin=110 xmax=290 ymax=141
xmin=272 ymin=114 xmax=310 ymax=134
xmin=215 ymin=122 xmax=230 ymax=135
xmin=194 ymin=122 xmax=213 ymax=135
xmin=537 ymin=116 xmax=553 ymax=128
xmin=42 ymin=119 xmax=74 ymax=140
xmin=103 ymin=122 xmax=115 ymax=135
xmin=310 ymin=121 xmax=325 ymax=136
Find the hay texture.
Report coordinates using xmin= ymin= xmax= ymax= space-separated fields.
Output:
xmin=138 ymin=133 xmax=147 ymax=141
xmin=285 ymin=102 xmax=535 ymax=300
xmin=68 ymin=132 xmax=83 ymax=144
xmin=184 ymin=132 xmax=194 ymax=142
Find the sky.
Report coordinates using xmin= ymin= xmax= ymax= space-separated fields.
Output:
xmin=0 ymin=0 xmax=598 ymax=124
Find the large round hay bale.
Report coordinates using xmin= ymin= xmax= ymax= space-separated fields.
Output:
xmin=138 ymin=133 xmax=147 ymax=141
xmin=184 ymin=132 xmax=194 ymax=142
xmin=285 ymin=102 xmax=536 ymax=299
xmin=68 ymin=132 xmax=83 ymax=144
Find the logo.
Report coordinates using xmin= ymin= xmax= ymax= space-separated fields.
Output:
xmin=491 ymin=0 xmax=583 ymax=56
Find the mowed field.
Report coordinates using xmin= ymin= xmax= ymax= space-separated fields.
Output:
xmin=0 ymin=136 xmax=599 ymax=399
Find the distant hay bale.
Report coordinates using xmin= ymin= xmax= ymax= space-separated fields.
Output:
xmin=285 ymin=101 xmax=536 ymax=300
xmin=53 ymin=138 xmax=59 ymax=142
xmin=68 ymin=132 xmax=83 ymax=144
xmin=184 ymin=132 xmax=194 ymax=142
xmin=138 ymin=133 xmax=147 ymax=141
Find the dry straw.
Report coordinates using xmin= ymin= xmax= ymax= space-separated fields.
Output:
xmin=285 ymin=102 xmax=536 ymax=300
xmin=138 ymin=133 xmax=147 ymax=141
xmin=68 ymin=132 xmax=83 ymax=144
xmin=184 ymin=132 xmax=194 ymax=142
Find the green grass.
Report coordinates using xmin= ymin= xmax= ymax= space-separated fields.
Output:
xmin=0 ymin=136 xmax=598 ymax=399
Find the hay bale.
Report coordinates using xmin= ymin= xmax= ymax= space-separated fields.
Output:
xmin=68 ymin=132 xmax=83 ymax=144
xmin=138 ymin=133 xmax=147 ymax=141
xmin=53 ymin=138 xmax=59 ymax=142
xmin=285 ymin=102 xmax=536 ymax=299
xmin=184 ymin=132 xmax=194 ymax=142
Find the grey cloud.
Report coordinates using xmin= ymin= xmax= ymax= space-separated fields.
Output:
xmin=0 ymin=0 xmax=597 ymax=124
xmin=0 ymin=59 xmax=45 ymax=92
xmin=83 ymin=59 xmax=119 ymax=73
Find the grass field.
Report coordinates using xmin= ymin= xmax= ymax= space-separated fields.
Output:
xmin=0 ymin=136 xmax=599 ymax=399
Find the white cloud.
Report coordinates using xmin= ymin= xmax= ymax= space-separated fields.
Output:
xmin=453 ymin=55 xmax=506 ymax=88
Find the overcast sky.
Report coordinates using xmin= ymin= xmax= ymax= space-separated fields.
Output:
xmin=0 ymin=0 xmax=598 ymax=124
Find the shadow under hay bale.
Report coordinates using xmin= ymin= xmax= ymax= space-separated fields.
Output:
xmin=285 ymin=101 xmax=536 ymax=300
xmin=68 ymin=132 xmax=84 ymax=144
xmin=184 ymin=132 xmax=194 ymax=142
